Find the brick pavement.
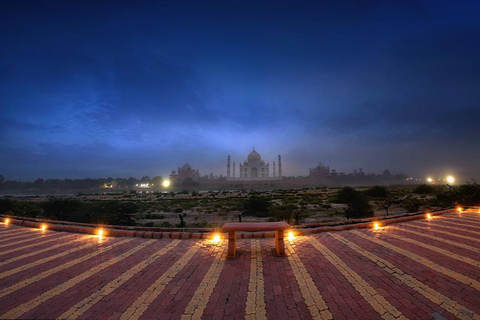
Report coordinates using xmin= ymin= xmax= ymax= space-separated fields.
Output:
xmin=0 ymin=211 xmax=479 ymax=319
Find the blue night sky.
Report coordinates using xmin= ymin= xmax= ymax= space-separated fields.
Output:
xmin=1 ymin=1 xmax=480 ymax=182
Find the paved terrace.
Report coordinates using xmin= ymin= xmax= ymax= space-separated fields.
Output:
xmin=0 ymin=211 xmax=479 ymax=319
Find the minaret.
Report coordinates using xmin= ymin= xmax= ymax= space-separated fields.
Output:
xmin=233 ymin=161 xmax=236 ymax=178
xmin=227 ymin=155 xmax=231 ymax=178
xmin=278 ymin=155 xmax=282 ymax=177
xmin=273 ymin=161 xmax=276 ymax=177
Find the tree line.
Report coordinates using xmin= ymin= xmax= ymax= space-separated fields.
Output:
xmin=0 ymin=176 xmax=163 ymax=192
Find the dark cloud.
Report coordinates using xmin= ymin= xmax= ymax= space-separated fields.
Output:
xmin=1 ymin=0 xmax=479 ymax=181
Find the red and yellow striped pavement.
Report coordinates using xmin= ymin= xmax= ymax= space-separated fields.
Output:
xmin=1 ymin=211 xmax=479 ymax=319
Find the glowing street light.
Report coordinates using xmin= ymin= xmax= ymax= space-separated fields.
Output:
xmin=446 ymin=176 xmax=455 ymax=184
xmin=427 ymin=177 xmax=433 ymax=183
xmin=162 ymin=180 xmax=171 ymax=188
xmin=373 ymin=222 xmax=380 ymax=230
xmin=97 ymin=229 xmax=104 ymax=237
xmin=41 ymin=224 xmax=47 ymax=231
xmin=212 ymin=234 xmax=220 ymax=242
xmin=4 ymin=218 xmax=10 ymax=225
xmin=288 ymin=231 xmax=294 ymax=240
xmin=426 ymin=213 xmax=432 ymax=219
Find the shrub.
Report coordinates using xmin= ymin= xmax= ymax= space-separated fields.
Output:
xmin=345 ymin=193 xmax=374 ymax=219
xmin=413 ymin=184 xmax=435 ymax=194
xmin=160 ymin=221 xmax=173 ymax=227
xmin=336 ymin=187 xmax=356 ymax=203
xmin=364 ymin=186 xmax=389 ymax=198
xmin=243 ymin=196 xmax=272 ymax=217
xmin=0 ymin=198 xmax=14 ymax=215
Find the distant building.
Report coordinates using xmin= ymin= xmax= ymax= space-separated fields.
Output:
xmin=227 ymin=148 xmax=282 ymax=181
xmin=309 ymin=162 xmax=336 ymax=180
xmin=169 ymin=163 xmax=200 ymax=183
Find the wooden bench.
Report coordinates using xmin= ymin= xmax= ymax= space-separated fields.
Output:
xmin=221 ymin=222 xmax=290 ymax=259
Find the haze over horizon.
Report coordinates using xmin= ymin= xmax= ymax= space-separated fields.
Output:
xmin=1 ymin=1 xmax=480 ymax=183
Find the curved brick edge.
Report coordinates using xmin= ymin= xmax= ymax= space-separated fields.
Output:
xmin=0 ymin=208 xmax=459 ymax=239
xmin=293 ymin=208 xmax=456 ymax=236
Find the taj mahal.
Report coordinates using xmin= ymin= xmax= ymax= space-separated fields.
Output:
xmin=226 ymin=148 xmax=282 ymax=181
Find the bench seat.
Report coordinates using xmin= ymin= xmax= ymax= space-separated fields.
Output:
xmin=221 ymin=222 xmax=290 ymax=259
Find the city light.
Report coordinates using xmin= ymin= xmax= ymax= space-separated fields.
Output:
xmin=288 ymin=231 xmax=294 ymax=239
xmin=427 ymin=177 xmax=433 ymax=183
xmin=426 ymin=213 xmax=432 ymax=219
xmin=373 ymin=222 xmax=380 ymax=230
xmin=213 ymin=234 xmax=220 ymax=242
xmin=162 ymin=180 xmax=171 ymax=188
xmin=4 ymin=218 xmax=10 ymax=225
xmin=457 ymin=207 xmax=463 ymax=213
xmin=41 ymin=224 xmax=47 ymax=231
xmin=97 ymin=229 xmax=104 ymax=237
xmin=446 ymin=176 xmax=455 ymax=184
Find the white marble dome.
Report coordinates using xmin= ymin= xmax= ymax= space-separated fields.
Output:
xmin=247 ymin=149 xmax=261 ymax=162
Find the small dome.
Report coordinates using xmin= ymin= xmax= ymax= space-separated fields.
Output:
xmin=247 ymin=149 xmax=261 ymax=162
xmin=181 ymin=163 xmax=191 ymax=170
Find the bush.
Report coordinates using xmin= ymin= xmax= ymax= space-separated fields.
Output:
xmin=337 ymin=188 xmax=374 ymax=219
xmin=42 ymin=198 xmax=86 ymax=222
xmin=0 ymin=198 xmax=14 ymax=215
xmin=269 ymin=204 xmax=297 ymax=223
xmin=402 ymin=196 xmax=423 ymax=212
xmin=145 ymin=214 xmax=165 ymax=219
xmin=76 ymin=201 xmax=139 ymax=226
xmin=413 ymin=184 xmax=435 ymax=194
xmin=160 ymin=221 xmax=173 ymax=227
xmin=243 ymin=196 xmax=272 ymax=217
xmin=364 ymin=186 xmax=389 ymax=198
xmin=336 ymin=187 xmax=357 ymax=203
xmin=345 ymin=193 xmax=374 ymax=219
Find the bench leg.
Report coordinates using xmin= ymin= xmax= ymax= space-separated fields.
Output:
xmin=275 ymin=230 xmax=286 ymax=257
xmin=227 ymin=231 xmax=236 ymax=260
